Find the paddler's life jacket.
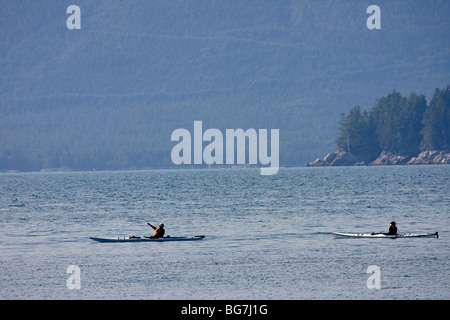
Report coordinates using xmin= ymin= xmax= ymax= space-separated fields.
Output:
xmin=153 ymin=227 xmax=165 ymax=238
xmin=387 ymin=226 xmax=397 ymax=235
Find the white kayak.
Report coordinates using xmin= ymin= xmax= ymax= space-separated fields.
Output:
xmin=90 ymin=235 xmax=205 ymax=243
xmin=332 ymin=232 xmax=438 ymax=238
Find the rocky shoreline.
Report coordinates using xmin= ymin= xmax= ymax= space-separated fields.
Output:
xmin=306 ymin=150 xmax=450 ymax=167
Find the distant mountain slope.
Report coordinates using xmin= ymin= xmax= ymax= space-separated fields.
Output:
xmin=1 ymin=1 xmax=449 ymax=171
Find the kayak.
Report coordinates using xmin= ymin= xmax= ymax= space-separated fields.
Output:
xmin=332 ymin=232 xmax=438 ymax=238
xmin=90 ymin=235 xmax=205 ymax=243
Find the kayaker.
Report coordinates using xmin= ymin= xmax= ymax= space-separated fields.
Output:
xmin=371 ymin=221 xmax=397 ymax=236
xmin=382 ymin=221 xmax=397 ymax=235
xmin=146 ymin=222 xmax=165 ymax=238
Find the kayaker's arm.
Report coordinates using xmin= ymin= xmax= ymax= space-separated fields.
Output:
xmin=147 ymin=222 xmax=156 ymax=230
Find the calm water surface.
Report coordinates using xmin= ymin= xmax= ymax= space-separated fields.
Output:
xmin=0 ymin=166 xmax=449 ymax=299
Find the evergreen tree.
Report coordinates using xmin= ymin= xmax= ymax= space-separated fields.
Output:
xmin=400 ymin=93 xmax=427 ymax=155
xmin=370 ymin=91 xmax=405 ymax=154
xmin=335 ymin=106 xmax=379 ymax=159
xmin=369 ymin=91 xmax=427 ymax=156
xmin=421 ymin=86 xmax=450 ymax=151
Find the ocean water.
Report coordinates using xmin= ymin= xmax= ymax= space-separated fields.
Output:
xmin=0 ymin=166 xmax=449 ymax=300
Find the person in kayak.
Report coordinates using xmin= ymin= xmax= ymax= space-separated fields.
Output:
xmin=371 ymin=221 xmax=397 ymax=236
xmin=146 ymin=222 xmax=165 ymax=238
xmin=381 ymin=221 xmax=397 ymax=235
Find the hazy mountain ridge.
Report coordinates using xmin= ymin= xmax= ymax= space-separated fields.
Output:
xmin=1 ymin=1 xmax=449 ymax=171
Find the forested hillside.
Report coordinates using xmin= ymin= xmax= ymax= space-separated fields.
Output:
xmin=335 ymin=86 xmax=450 ymax=162
xmin=1 ymin=1 xmax=450 ymax=171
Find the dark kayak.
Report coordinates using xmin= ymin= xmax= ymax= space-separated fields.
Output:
xmin=90 ymin=235 xmax=205 ymax=242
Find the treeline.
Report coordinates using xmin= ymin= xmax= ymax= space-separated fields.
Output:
xmin=335 ymin=86 xmax=450 ymax=160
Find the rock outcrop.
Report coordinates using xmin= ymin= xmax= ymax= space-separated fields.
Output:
xmin=306 ymin=151 xmax=365 ymax=167
xmin=369 ymin=151 xmax=411 ymax=166
xmin=407 ymin=150 xmax=450 ymax=165
xmin=306 ymin=150 xmax=450 ymax=167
